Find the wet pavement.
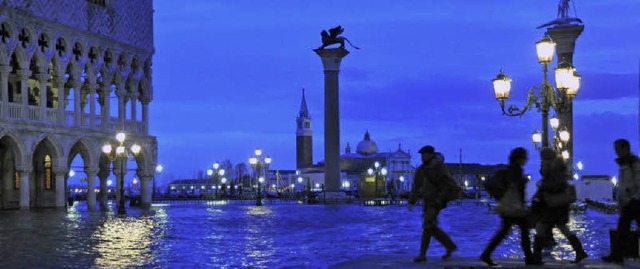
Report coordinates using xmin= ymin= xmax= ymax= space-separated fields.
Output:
xmin=0 ymin=199 xmax=629 ymax=268
xmin=331 ymin=254 xmax=640 ymax=268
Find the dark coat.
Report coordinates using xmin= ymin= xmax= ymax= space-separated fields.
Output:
xmin=409 ymin=153 xmax=456 ymax=208
xmin=505 ymin=164 xmax=528 ymax=204
xmin=533 ymin=172 xmax=570 ymax=225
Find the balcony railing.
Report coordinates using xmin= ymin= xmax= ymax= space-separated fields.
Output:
xmin=1 ymin=102 xmax=148 ymax=135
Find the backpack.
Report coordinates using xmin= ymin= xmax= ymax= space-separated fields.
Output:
xmin=426 ymin=166 xmax=462 ymax=204
xmin=485 ymin=168 xmax=509 ymax=199
xmin=440 ymin=174 xmax=463 ymax=203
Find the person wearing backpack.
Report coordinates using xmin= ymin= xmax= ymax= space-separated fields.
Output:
xmin=408 ymin=145 xmax=458 ymax=263
xmin=480 ymin=147 xmax=534 ymax=266
xmin=602 ymin=139 xmax=640 ymax=265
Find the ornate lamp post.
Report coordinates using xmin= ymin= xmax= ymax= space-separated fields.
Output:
xmin=207 ymin=162 xmax=225 ymax=199
xmin=102 ymin=132 xmax=141 ymax=215
xmin=367 ymin=161 xmax=387 ymax=198
xmin=249 ymin=148 xmax=271 ymax=206
xmin=492 ymin=34 xmax=581 ymax=160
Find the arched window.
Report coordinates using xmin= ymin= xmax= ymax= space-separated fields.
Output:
xmin=14 ymin=171 xmax=19 ymax=189
xmin=45 ymin=155 xmax=52 ymax=189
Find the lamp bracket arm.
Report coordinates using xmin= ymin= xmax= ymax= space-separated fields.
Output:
xmin=500 ymin=86 xmax=538 ymax=117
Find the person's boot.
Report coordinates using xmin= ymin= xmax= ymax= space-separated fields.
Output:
xmin=567 ymin=234 xmax=588 ymax=264
xmin=480 ymin=251 xmax=498 ymax=266
xmin=601 ymin=255 xmax=623 ymax=265
xmin=528 ymin=236 xmax=545 ymax=265
xmin=413 ymin=233 xmax=429 ymax=263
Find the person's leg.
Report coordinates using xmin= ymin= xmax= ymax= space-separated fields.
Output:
xmin=414 ymin=206 xmax=438 ymax=262
xmin=557 ymin=224 xmax=588 ymax=263
xmin=481 ymin=217 xmax=512 ymax=266
xmin=428 ymin=207 xmax=457 ymax=259
xmin=532 ymin=222 xmax=551 ymax=265
xmin=615 ymin=204 xmax=632 ymax=260
xmin=515 ymin=217 xmax=533 ymax=261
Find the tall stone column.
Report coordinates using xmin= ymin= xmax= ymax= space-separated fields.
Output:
xmin=314 ymin=48 xmax=349 ymax=192
xmin=85 ymin=168 xmax=98 ymax=211
xmin=100 ymin=85 xmax=111 ymax=129
xmin=115 ymin=84 xmax=127 ymax=130
xmin=16 ymin=69 xmax=31 ymax=120
xmin=141 ymin=100 xmax=149 ymax=135
xmin=546 ymin=25 xmax=583 ymax=170
xmin=73 ymin=80 xmax=82 ymax=127
xmin=55 ymin=78 xmax=66 ymax=124
xmin=36 ymin=73 xmax=48 ymax=121
xmin=16 ymin=165 xmax=31 ymax=210
xmin=138 ymin=170 xmax=153 ymax=208
xmin=53 ymin=167 xmax=67 ymax=208
xmin=0 ymin=65 xmax=10 ymax=118
xmin=88 ymin=82 xmax=97 ymax=128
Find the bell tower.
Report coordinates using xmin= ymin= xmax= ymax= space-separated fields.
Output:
xmin=296 ymin=89 xmax=313 ymax=169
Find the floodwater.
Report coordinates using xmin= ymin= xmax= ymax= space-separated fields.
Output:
xmin=0 ymin=200 xmax=618 ymax=268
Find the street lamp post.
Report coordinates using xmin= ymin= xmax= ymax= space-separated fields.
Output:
xmin=367 ymin=161 xmax=387 ymax=198
xmin=249 ymin=148 xmax=271 ymax=206
xmin=492 ymin=34 xmax=581 ymax=160
xmin=207 ymin=162 xmax=225 ymax=199
xmin=102 ymin=132 xmax=141 ymax=215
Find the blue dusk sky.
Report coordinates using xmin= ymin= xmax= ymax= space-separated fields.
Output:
xmin=150 ymin=1 xmax=640 ymax=183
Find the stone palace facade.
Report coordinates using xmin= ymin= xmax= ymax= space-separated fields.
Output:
xmin=0 ymin=0 xmax=157 ymax=210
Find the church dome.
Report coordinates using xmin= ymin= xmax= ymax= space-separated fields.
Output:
xmin=356 ymin=131 xmax=378 ymax=156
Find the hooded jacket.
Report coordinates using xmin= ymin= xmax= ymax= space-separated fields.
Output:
xmin=409 ymin=152 xmax=455 ymax=207
xmin=616 ymin=154 xmax=640 ymax=206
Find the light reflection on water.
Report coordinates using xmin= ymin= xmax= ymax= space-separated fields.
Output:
xmin=0 ymin=200 xmax=617 ymax=268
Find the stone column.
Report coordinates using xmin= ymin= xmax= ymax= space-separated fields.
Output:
xmin=53 ymin=167 xmax=67 ymax=207
xmin=141 ymin=99 xmax=149 ymax=135
xmin=36 ymin=73 xmax=48 ymax=121
xmin=55 ymin=77 xmax=66 ymax=124
xmin=16 ymin=69 xmax=31 ymax=120
xmin=85 ymin=168 xmax=98 ymax=211
xmin=138 ymin=170 xmax=153 ymax=208
xmin=314 ymin=48 xmax=349 ymax=192
xmin=16 ymin=165 xmax=31 ymax=210
xmin=115 ymin=84 xmax=127 ymax=130
xmin=0 ymin=65 xmax=10 ymax=117
xmin=129 ymin=91 xmax=138 ymax=132
xmin=100 ymin=84 xmax=111 ymax=129
xmin=88 ymin=82 xmax=97 ymax=128
xmin=98 ymin=169 xmax=109 ymax=209
xmin=546 ymin=24 xmax=583 ymax=170
xmin=73 ymin=80 xmax=82 ymax=127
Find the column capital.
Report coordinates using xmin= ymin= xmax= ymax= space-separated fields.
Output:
xmin=0 ymin=65 xmax=11 ymax=74
xmin=137 ymin=170 xmax=155 ymax=180
xmin=15 ymin=165 xmax=33 ymax=173
xmin=35 ymin=73 xmax=49 ymax=82
xmin=139 ymin=94 xmax=152 ymax=105
xmin=15 ymin=69 xmax=32 ymax=79
xmin=85 ymin=168 xmax=100 ymax=176
xmin=313 ymin=48 xmax=350 ymax=71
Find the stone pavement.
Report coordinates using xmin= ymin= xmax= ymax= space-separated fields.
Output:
xmin=329 ymin=254 xmax=640 ymax=268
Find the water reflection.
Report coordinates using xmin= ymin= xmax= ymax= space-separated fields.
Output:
xmin=0 ymin=201 xmax=619 ymax=268
xmin=91 ymin=217 xmax=156 ymax=268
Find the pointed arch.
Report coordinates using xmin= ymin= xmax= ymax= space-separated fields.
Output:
xmin=67 ymin=137 xmax=95 ymax=170
xmin=32 ymin=134 xmax=64 ymax=167
xmin=0 ymin=129 xmax=27 ymax=165
xmin=10 ymin=45 xmax=28 ymax=70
